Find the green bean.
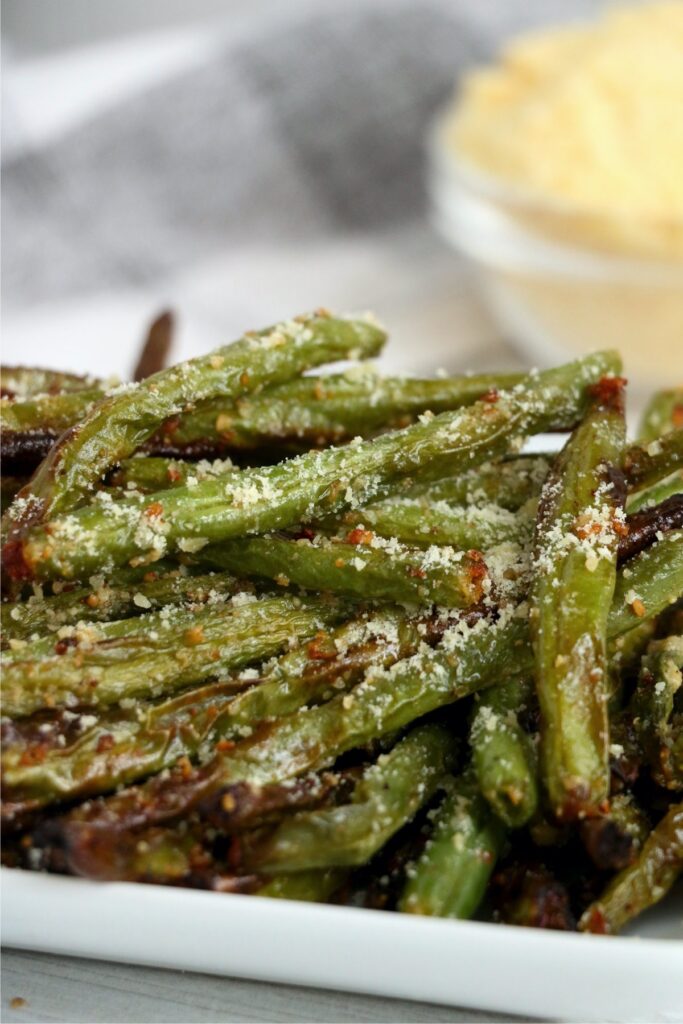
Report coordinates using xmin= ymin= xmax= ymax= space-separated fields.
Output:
xmin=1 ymin=389 xmax=103 ymax=436
xmin=1 ymin=476 xmax=25 ymax=514
xmin=0 ymin=366 xmax=101 ymax=399
xmin=3 ymin=370 xmax=524 ymax=462
xmin=9 ymin=352 xmax=619 ymax=583
xmin=2 ymin=609 xmax=426 ymax=814
xmin=59 ymin=532 xmax=683 ymax=834
xmin=470 ymin=677 xmax=539 ymax=827
xmin=158 ymin=370 xmax=526 ymax=450
xmin=580 ymin=793 xmax=651 ymax=871
xmin=0 ymin=391 xmax=103 ymax=476
xmin=1 ymin=570 xmax=240 ymax=644
xmin=1 ymin=593 xmax=344 ymax=718
xmin=492 ymin=863 xmax=574 ymax=930
xmin=624 ymin=430 xmax=683 ymax=491
xmin=404 ymin=455 xmax=551 ymax=511
xmin=114 ymin=453 xmax=552 ymax=513
xmin=110 ymin=456 xmax=237 ymax=493
xmin=626 ymin=471 xmax=683 ymax=514
xmin=607 ymin=618 xmax=657 ymax=708
xmin=237 ymin=724 xmax=455 ymax=872
xmin=398 ymin=775 xmax=505 ymax=919
xmin=1 ymin=678 xmax=245 ymax=822
xmin=608 ymin=530 xmax=683 ymax=637
xmin=3 ymin=313 xmax=385 ymax=532
xmin=200 ymin=533 xmax=488 ymax=608
xmin=327 ymin=497 xmax=536 ymax=551
xmin=1 ymin=370 xmax=527 ymax=476
xmin=258 ymin=870 xmax=347 ymax=902
xmin=579 ymin=801 xmax=683 ymax=934
xmin=59 ymin=811 xmax=346 ymax=894
xmin=638 ymin=389 xmax=683 ymax=443
xmin=112 ymin=457 xmax=540 ymax=554
xmin=629 ymin=635 xmax=683 ymax=790
xmin=531 ymin=397 xmax=626 ymax=821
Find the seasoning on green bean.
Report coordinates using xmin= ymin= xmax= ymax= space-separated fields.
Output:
xmin=628 ymin=635 xmax=683 ymax=790
xmin=470 ymin=677 xmax=539 ymax=828
xmin=399 ymin=774 xmax=505 ymax=919
xmin=9 ymin=352 xmax=619 ymax=583
xmin=1 ymin=593 xmax=345 ymax=718
xmin=531 ymin=392 xmax=626 ymax=821
xmin=579 ymin=801 xmax=683 ymax=935
xmin=623 ymin=429 xmax=683 ymax=491
xmin=638 ymin=388 xmax=683 ymax=443
xmin=53 ymin=531 xmax=683 ymax=835
xmin=1 ymin=609 xmax=430 ymax=816
xmin=2 ymin=313 xmax=386 ymax=539
xmin=200 ymin=532 xmax=489 ymax=608
xmin=238 ymin=724 xmax=455 ymax=872
xmin=1 ymin=570 xmax=240 ymax=644
xmin=156 ymin=370 xmax=526 ymax=453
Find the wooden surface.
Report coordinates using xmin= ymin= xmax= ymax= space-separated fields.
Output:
xmin=1 ymin=950 xmax=532 ymax=1023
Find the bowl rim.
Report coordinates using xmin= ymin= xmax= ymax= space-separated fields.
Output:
xmin=428 ymin=106 xmax=683 ymax=274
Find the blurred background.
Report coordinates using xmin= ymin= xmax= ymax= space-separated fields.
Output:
xmin=2 ymin=0 xmax=680 ymax=396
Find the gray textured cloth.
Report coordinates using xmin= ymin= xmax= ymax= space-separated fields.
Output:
xmin=2 ymin=0 xmax=598 ymax=308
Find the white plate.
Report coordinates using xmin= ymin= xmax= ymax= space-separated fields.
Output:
xmin=2 ymin=305 xmax=681 ymax=1021
xmin=2 ymin=868 xmax=682 ymax=1022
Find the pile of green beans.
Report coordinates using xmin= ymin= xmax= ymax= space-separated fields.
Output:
xmin=1 ymin=312 xmax=681 ymax=935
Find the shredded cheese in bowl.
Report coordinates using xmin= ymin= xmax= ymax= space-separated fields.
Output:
xmin=433 ymin=3 xmax=683 ymax=387
xmin=448 ymin=2 xmax=683 ymax=260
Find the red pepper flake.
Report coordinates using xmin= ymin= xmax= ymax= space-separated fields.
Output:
xmin=673 ymin=404 xmax=683 ymax=428
xmin=143 ymin=571 xmax=159 ymax=583
xmin=176 ymin=756 xmax=193 ymax=779
xmin=307 ymin=632 xmax=337 ymax=660
xmin=575 ymin=517 xmax=602 ymax=539
xmin=19 ymin=743 xmax=49 ymax=766
xmin=216 ymin=738 xmax=235 ymax=753
xmin=346 ymin=527 xmax=374 ymax=546
xmin=85 ymin=593 xmax=101 ymax=608
xmin=144 ymin=501 xmax=164 ymax=518
xmin=96 ymin=733 xmax=115 ymax=754
xmin=583 ymin=906 xmax=608 ymax=934
xmin=240 ymin=372 xmax=250 ymax=388
xmin=162 ymin=417 xmax=180 ymax=437
xmin=54 ymin=637 xmax=77 ymax=655
xmin=184 ymin=626 xmax=205 ymax=646
xmin=407 ymin=566 xmax=427 ymax=579
xmin=334 ymin=557 xmax=346 ymax=568
xmin=631 ymin=598 xmax=646 ymax=617
xmin=480 ymin=388 xmax=499 ymax=404
xmin=612 ymin=516 xmax=629 ymax=537
xmin=167 ymin=466 xmax=182 ymax=483
xmin=466 ymin=551 xmax=488 ymax=582
xmin=588 ymin=376 xmax=628 ymax=413
xmin=221 ymin=792 xmax=237 ymax=811
xmin=10 ymin=997 xmax=27 ymax=1010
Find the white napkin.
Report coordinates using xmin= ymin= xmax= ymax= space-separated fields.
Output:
xmin=2 ymin=0 xmax=598 ymax=375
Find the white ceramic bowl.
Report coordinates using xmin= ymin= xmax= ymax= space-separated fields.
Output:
xmin=428 ymin=111 xmax=683 ymax=390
